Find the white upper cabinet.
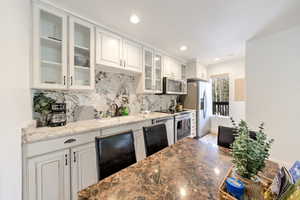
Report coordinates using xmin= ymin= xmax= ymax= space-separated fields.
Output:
xmin=32 ymin=3 xmax=187 ymax=90
xmin=33 ymin=4 xmax=68 ymax=89
xmin=186 ymin=60 xmax=208 ymax=80
xmin=32 ymin=4 xmax=95 ymax=90
xmin=163 ymin=56 xmax=182 ymax=80
xmin=143 ymin=48 xmax=154 ymax=92
xmin=174 ymin=61 xmax=182 ymax=80
xmin=181 ymin=64 xmax=187 ymax=80
xmin=96 ymin=28 xmax=143 ymax=73
xmin=123 ymin=40 xmax=143 ymax=72
xmin=137 ymin=48 xmax=163 ymax=94
xmin=69 ymin=17 xmax=95 ymax=90
xmin=96 ymin=29 xmax=123 ymax=69
xmin=154 ymin=52 xmax=163 ymax=93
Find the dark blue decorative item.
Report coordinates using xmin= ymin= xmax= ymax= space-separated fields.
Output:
xmin=289 ymin=161 xmax=300 ymax=183
xmin=225 ymin=177 xmax=245 ymax=200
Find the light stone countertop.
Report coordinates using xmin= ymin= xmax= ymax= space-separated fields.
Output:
xmin=22 ymin=111 xmax=194 ymax=144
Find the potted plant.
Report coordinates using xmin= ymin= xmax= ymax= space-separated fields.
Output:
xmin=230 ymin=119 xmax=274 ymax=198
xmin=33 ymin=93 xmax=56 ymax=127
xmin=231 ymin=119 xmax=274 ymax=180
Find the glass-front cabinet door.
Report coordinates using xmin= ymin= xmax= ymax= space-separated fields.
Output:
xmin=181 ymin=64 xmax=187 ymax=80
xmin=33 ymin=5 xmax=68 ymax=89
xmin=143 ymin=48 xmax=154 ymax=92
xmin=154 ymin=53 xmax=163 ymax=93
xmin=69 ymin=17 xmax=95 ymax=89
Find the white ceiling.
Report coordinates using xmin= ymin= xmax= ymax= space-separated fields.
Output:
xmin=47 ymin=0 xmax=300 ymax=65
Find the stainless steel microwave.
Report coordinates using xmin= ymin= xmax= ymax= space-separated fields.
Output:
xmin=163 ymin=77 xmax=187 ymax=95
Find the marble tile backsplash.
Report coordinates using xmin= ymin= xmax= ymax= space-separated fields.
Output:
xmin=33 ymin=70 xmax=178 ymax=125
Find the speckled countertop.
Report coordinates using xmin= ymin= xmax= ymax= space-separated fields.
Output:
xmin=78 ymin=138 xmax=279 ymax=200
xmin=22 ymin=111 xmax=195 ymax=144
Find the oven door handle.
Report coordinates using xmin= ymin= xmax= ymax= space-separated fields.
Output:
xmin=175 ymin=115 xmax=191 ymax=121
xmin=176 ymin=118 xmax=190 ymax=122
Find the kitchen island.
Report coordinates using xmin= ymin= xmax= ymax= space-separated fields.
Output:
xmin=78 ymin=137 xmax=279 ymax=200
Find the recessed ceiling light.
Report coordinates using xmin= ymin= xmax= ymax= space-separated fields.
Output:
xmin=180 ymin=46 xmax=187 ymax=51
xmin=214 ymin=58 xmax=220 ymax=61
xmin=130 ymin=14 xmax=140 ymax=24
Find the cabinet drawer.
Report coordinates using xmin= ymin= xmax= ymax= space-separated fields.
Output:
xmin=101 ymin=121 xmax=151 ymax=138
xmin=24 ymin=131 xmax=100 ymax=158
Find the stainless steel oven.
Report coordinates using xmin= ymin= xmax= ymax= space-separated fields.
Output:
xmin=175 ymin=113 xmax=191 ymax=143
xmin=163 ymin=77 xmax=187 ymax=95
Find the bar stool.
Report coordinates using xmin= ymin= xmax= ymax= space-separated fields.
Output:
xmin=143 ymin=124 xmax=169 ymax=157
xmin=95 ymin=131 xmax=137 ymax=181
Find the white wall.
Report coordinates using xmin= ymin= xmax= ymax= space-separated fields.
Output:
xmin=246 ymin=25 xmax=300 ymax=166
xmin=207 ymin=58 xmax=246 ymax=133
xmin=0 ymin=0 xmax=32 ymax=199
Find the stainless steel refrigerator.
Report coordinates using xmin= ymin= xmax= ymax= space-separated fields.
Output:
xmin=182 ymin=79 xmax=212 ymax=138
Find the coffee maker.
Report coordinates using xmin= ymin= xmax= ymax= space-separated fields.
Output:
xmin=48 ymin=103 xmax=67 ymax=127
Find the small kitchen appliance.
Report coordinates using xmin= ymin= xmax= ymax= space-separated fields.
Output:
xmin=48 ymin=103 xmax=67 ymax=127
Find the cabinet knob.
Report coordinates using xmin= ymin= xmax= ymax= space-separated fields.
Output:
xmin=73 ymin=152 xmax=77 ymax=163
xmin=65 ymin=154 xmax=68 ymax=166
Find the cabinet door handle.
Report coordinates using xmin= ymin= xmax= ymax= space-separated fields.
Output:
xmin=73 ymin=152 xmax=76 ymax=163
xmin=65 ymin=154 xmax=68 ymax=166
xmin=124 ymin=60 xmax=126 ymax=67
xmin=64 ymin=138 xmax=76 ymax=144
xmin=63 ymin=76 xmax=66 ymax=85
xmin=120 ymin=59 xmax=122 ymax=66
xmin=70 ymin=76 xmax=73 ymax=86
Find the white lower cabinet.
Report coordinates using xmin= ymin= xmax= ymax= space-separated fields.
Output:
xmin=165 ymin=118 xmax=175 ymax=145
xmin=71 ymin=143 xmax=97 ymax=200
xmin=27 ymin=149 xmax=70 ymax=200
xmin=27 ymin=143 xmax=97 ymax=200
xmin=24 ymin=131 xmax=100 ymax=200
xmin=24 ymin=121 xmax=151 ymax=200
xmin=133 ymin=129 xmax=146 ymax=161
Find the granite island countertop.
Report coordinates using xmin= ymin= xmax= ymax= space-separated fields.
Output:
xmin=78 ymin=137 xmax=279 ymax=200
xmin=22 ymin=111 xmax=195 ymax=144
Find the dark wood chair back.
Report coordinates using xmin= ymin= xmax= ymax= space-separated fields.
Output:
xmin=143 ymin=124 xmax=169 ymax=157
xmin=95 ymin=131 xmax=136 ymax=181
xmin=217 ymin=126 xmax=257 ymax=148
